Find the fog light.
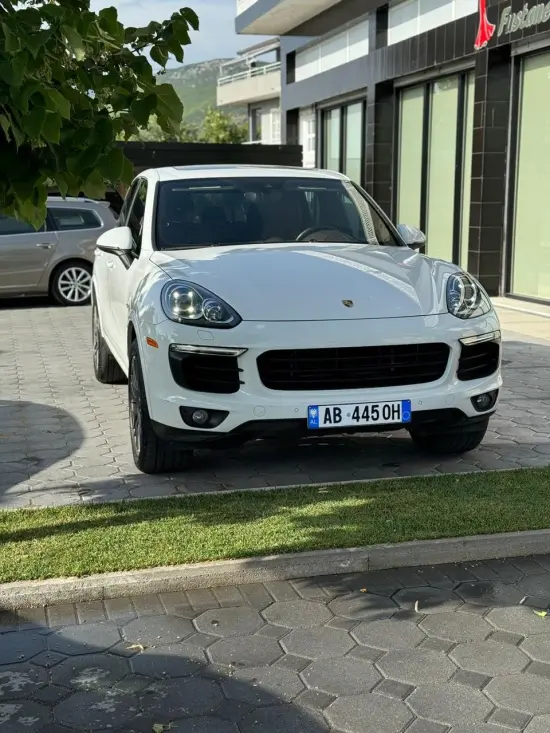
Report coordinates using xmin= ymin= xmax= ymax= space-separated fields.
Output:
xmin=192 ymin=409 xmax=209 ymax=426
xmin=471 ymin=390 xmax=498 ymax=413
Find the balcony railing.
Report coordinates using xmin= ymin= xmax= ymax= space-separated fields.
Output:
xmin=218 ymin=61 xmax=281 ymax=87
xmin=236 ymin=0 xmax=257 ymax=14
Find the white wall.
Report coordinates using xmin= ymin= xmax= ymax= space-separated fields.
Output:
xmin=388 ymin=0 xmax=477 ymax=46
xmin=295 ymin=18 xmax=369 ymax=82
xmin=299 ymin=107 xmax=317 ymax=168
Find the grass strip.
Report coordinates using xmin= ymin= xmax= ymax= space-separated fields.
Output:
xmin=0 ymin=467 xmax=548 ymax=583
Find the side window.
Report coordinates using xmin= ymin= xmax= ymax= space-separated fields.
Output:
xmin=49 ymin=208 xmax=101 ymax=231
xmin=118 ymin=181 xmax=140 ymax=226
xmin=127 ymin=180 xmax=147 ymax=257
xmin=0 ymin=215 xmax=43 ymax=236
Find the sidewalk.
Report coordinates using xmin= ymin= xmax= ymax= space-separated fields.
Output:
xmin=495 ymin=298 xmax=550 ymax=344
xmin=3 ymin=557 xmax=550 ymax=732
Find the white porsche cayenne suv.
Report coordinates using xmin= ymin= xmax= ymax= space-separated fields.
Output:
xmin=92 ymin=165 xmax=502 ymax=474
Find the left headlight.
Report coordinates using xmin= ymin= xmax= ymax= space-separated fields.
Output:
xmin=446 ymin=272 xmax=491 ymax=319
xmin=160 ymin=280 xmax=241 ymax=329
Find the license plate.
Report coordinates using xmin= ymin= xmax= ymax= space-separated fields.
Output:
xmin=307 ymin=400 xmax=412 ymax=429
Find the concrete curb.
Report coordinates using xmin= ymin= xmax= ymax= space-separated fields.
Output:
xmin=2 ymin=528 xmax=550 ymax=609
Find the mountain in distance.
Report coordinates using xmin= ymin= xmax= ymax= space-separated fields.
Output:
xmin=163 ymin=58 xmax=249 ymax=125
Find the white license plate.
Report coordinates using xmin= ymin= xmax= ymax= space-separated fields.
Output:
xmin=307 ymin=400 xmax=412 ymax=429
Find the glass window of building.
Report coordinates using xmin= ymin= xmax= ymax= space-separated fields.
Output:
xmin=425 ymin=75 xmax=459 ymax=262
xmin=460 ymin=72 xmax=475 ymax=271
xmin=344 ymin=103 xmax=363 ymax=184
xmin=512 ymin=52 xmax=550 ymax=301
xmin=323 ymin=108 xmax=341 ymax=173
xmin=396 ymin=85 xmax=424 ymax=229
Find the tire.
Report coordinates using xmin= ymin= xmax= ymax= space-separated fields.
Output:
xmin=128 ymin=340 xmax=193 ymax=474
xmin=92 ymin=301 xmax=126 ymax=384
xmin=410 ymin=426 xmax=487 ymax=455
xmin=51 ymin=261 xmax=93 ymax=306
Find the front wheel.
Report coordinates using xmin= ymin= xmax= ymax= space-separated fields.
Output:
xmin=51 ymin=261 xmax=93 ymax=306
xmin=128 ymin=340 xmax=193 ymax=474
xmin=410 ymin=426 xmax=487 ymax=455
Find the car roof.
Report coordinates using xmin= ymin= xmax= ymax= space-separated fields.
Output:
xmin=147 ymin=165 xmax=349 ymax=183
xmin=46 ymin=196 xmax=106 ymax=207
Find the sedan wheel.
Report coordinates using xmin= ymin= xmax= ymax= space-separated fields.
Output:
xmin=52 ymin=262 xmax=93 ymax=306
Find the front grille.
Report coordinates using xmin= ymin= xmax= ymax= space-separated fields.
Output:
xmin=257 ymin=343 xmax=450 ymax=391
xmin=457 ymin=341 xmax=500 ymax=381
xmin=169 ymin=352 xmax=242 ymax=394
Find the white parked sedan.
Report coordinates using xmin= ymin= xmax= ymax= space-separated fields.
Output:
xmin=92 ymin=165 xmax=502 ymax=474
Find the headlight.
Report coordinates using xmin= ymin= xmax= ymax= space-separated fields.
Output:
xmin=446 ymin=272 xmax=491 ymax=319
xmin=161 ymin=281 xmax=241 ymax=329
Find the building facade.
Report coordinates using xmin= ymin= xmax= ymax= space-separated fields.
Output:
xmin=236 ymin=0 xmax=550 ymax=302
xmin=216 ymin=39 xmax=282 ymax=145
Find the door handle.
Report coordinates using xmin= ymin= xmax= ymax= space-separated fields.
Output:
xmin=36 ymin=243 xmax=53 ymax=249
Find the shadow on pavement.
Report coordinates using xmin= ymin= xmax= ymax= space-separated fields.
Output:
xmin=0 ymin=613 xmax=331 ymax=732
xmin=0 ymin=401 xmax=84 ymax=499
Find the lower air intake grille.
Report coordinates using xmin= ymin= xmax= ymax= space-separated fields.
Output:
xmin=457 ymin=341 xmax=500 ymax=381
xmin=257 ymin=343 xmax=450 ymax=391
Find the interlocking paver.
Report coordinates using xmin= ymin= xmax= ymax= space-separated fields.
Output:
xmin=122 ymin=615 xmax=193 ymax=645
xmin=281 ymin=627 xmax=354 ymax=659
xmin=352 ymin=619 xmax=426 ymax=650
xmin=130 ymin=642 xmax=206 ymax=677
xmin=209 ymin=636 xmax=283 ymax=667
xmin=487 ymin=606 xmax=550 ymax=636
xmin=392 ymin=587 xmax=461 ymax=613
xmin=325 ymin=693 xmax=413 ymax=733
xmin=408 ymin=682 xmax=494 ymax=725
xmin=139 ymin=677 xmax=223 ymax=718
xmin=486 ymin=673 xmax=550 ymax=714
xmin=0 ymin=664 xmax=47 ymax=699
xmin=222 ymin=666 xmax=304 ymax=705
xmin=328 ymin=593 xmax=398 ymax=621
xmin=48 ymin=623 xmax=121 ymax=655
xmin=262 ymin=601 xmax=332 ymax=628
xmin=51 ymin=653 xmax=129 ymax=690
xmin=450 ymin=640 xmax=529 ymax=676
xmin=301 ymin=656 xmax=381 ymax=695
xmin=240 ymin=704 xmax=329 ymax=733
xmin=377 ymin=648 xmax=456 ymax=686
xmin=0 ymin=700 xmax=50 ymax=732
xmin=0 ymin=632 xmax=45 ymax=664
xmin=195 ymin=608 xmax=265 ymax=637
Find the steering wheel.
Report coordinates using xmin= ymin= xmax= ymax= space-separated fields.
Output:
xmin=295 ymin=226 xmax=355 ymax=242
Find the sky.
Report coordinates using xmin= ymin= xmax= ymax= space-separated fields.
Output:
xmin=91 ymin=0 xmax=269 ymax=64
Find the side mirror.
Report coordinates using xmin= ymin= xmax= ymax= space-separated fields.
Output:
xmin=97 ymin=226 xmax=133 ymax=253
xmin=397 ymin=224 xmax=426 ymax=250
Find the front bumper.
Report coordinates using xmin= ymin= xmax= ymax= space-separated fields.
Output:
xmin=137 ymin=312 xmax=502 ymax=445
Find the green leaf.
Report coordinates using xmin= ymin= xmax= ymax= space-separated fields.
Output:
xmin=180 ymin=7 xmax=199 ymax=31
xmin=42 ymin=113 xmax=61 ymax=144
xmin=98 ymin=147 xmax=125 ymax=182
xmin=0 ymin=55 xmax=25 ymax=88
xmin=2 ymin=22 xmax=21 ymax=53
xmin=44 ymin=89 xmax=71 ymax=120
xmin=93 ymin=116 xmax=114 ymax=147
xmin=0 ymin=114 xmax=11 ymax=141
xmin=150 ymin=43 xmax=169 ymax=67
xmin=53 ymin=173 xmax=69 ymax=199
xmin=62 ymin=25 xmax=86 ymax=61
xmin=120 ymin=154 xmax=134 ymax=185
xmin=130 ymin=95 xmax=157 ymax=127
xmin=98 ymin=6 xmax=122 ymax=40
xmin=26 ymin=29 xmax=52 ymax=58
xmin=82 ymin=169 xmax=105 ymax=199
xmin=155 ymin=83 xmax=183 ymax=131
xmin=23 ymin=106 xmax=47 ymax=139
xmin=17 ymin=197 xmax=46 ymax=230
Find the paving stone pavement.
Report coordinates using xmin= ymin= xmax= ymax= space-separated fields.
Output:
xmin=2 ymin=557 xmax=550 ymax=731
xmin=0 ymin=302 xmax=550 ymax=508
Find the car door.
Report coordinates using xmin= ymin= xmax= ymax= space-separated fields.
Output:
xmin=0 ymin=215 xmax=58 ymax=294
xmin=108 ymin=179 xmax=147 ymax=359
xmin=97 ymin=181 xmax=140 ymax=349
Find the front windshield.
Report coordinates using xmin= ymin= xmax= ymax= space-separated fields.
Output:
xmin=155 ymin=176 xmax=402 ymax=250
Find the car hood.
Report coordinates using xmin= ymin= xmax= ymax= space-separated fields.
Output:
xmin=151 ymin=242 xmax=459 ymax=321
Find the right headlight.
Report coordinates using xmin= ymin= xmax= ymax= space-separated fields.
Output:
xmin=446 ymin=272 xmax=491 ymax=319
xmin=160 ymin=280 xmax=241 ymax=329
